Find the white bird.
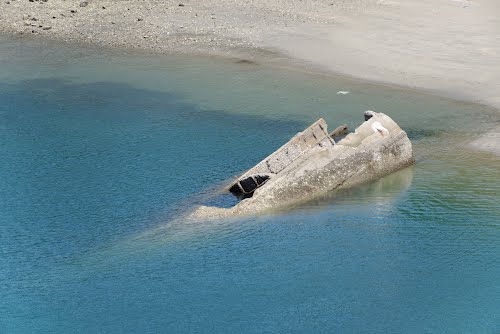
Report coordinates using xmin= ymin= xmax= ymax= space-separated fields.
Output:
xmin=337 ymin=91 xmax=350 ymax=95
xmin=371 ymin=121 xmax=390 ymax=137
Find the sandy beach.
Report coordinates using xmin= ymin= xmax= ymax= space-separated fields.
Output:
xmin=1 ymin=0 xmax=499 ymax=154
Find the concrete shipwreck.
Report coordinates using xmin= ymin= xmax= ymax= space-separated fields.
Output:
xmin=190 ymin=111 xmax=414 ymax=219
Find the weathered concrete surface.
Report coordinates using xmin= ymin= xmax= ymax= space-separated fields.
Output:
xmin=190 ymin=112 xmax=414 ymax=219
xmin=229 ymin=118 xmax=333 ymax=195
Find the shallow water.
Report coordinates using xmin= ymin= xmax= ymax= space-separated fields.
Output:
xmin=0 ymin=36 xmax=499 ymax=333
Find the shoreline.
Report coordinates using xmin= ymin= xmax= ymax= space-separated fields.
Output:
xmin=1 ymin=0 xmax=499 ymax=154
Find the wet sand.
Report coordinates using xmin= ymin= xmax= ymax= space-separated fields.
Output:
xmin=1 ymin=0 xmax=498 ymax=154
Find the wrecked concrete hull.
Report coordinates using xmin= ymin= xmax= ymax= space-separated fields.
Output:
xmin=190 ymin=113 xmax=414 ymax=219
xmin=236 ymin=130 xmax=413 ymax=214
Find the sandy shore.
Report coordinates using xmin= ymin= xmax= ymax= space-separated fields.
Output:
xmin=1 ymin=0 xmax=499 ymax=154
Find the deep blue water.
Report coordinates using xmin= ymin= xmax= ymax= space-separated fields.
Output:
xmin=0 ymin=37 xmax=499 ymax=333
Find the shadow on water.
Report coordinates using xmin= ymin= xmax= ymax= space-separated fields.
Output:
xmin=405 ymin=128 xmax=442 ymax=141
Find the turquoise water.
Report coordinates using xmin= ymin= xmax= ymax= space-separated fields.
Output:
xmin=1 ymin=37 xmax=499 ymax=333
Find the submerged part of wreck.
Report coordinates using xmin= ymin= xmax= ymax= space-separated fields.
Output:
xmin=189 ymin=112 xmax=415 ymax=219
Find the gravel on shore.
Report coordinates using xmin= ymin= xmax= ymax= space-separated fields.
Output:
xmin=0 ymin=0 xmax=368 ymax=56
